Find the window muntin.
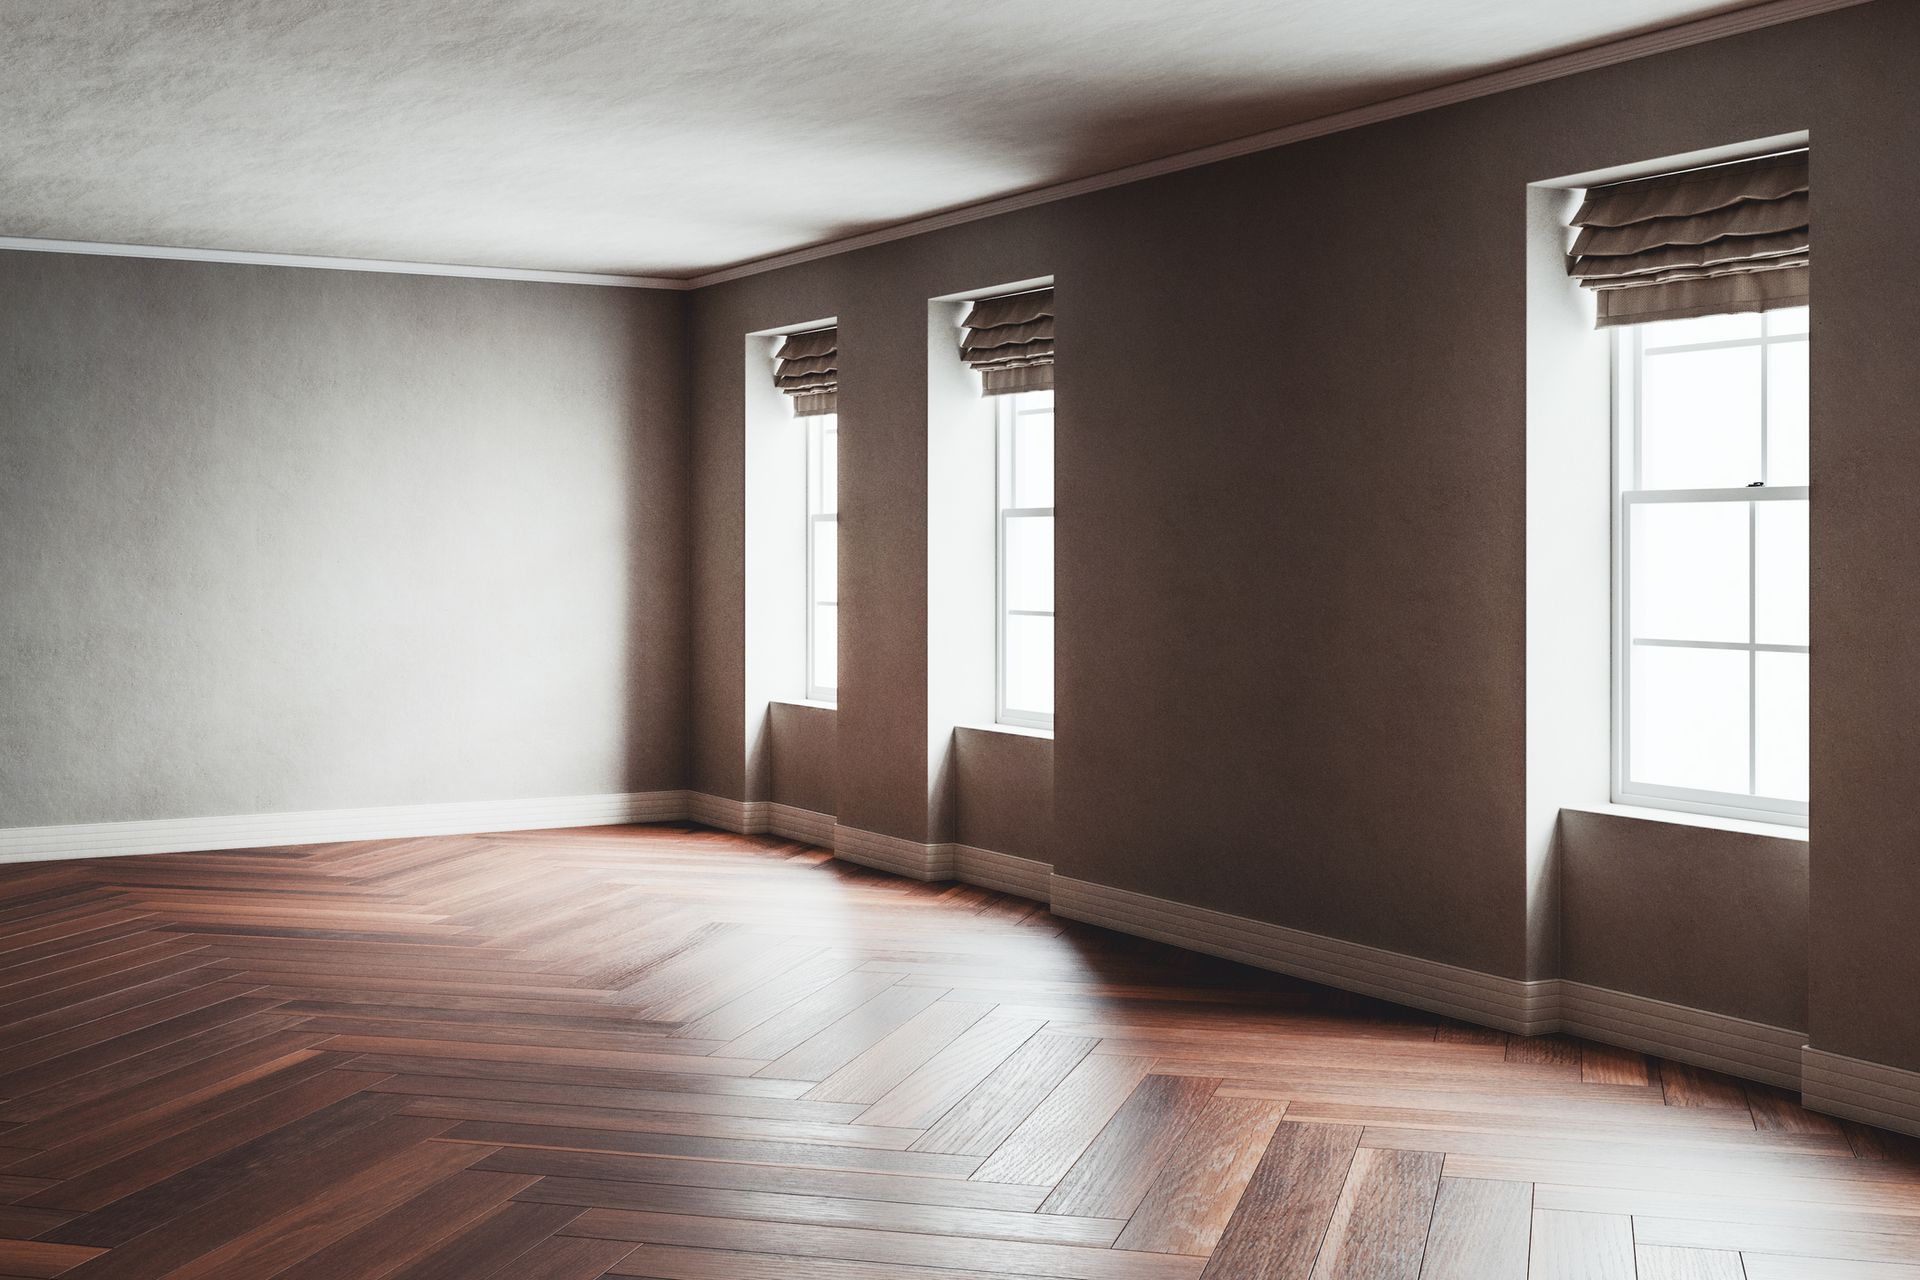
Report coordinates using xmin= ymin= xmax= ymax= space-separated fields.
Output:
xmin=996 ymin=390 xmax=1054 ymax=729
xmin=1614 ymin=308 xmax=1808 ymax=824
xmin=806 ymin=413 xmax=838 ymax=702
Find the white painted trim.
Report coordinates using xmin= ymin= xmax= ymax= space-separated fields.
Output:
xmin=952 ymin=845 xmax=1053 ymax=903
xmin=1803 ymin=1048 xmax=1920 ymax=1139
xmin=685 ymin=0 xmax=1868 ymax=288
xmin=1558 ymin=981 xmax=1804 ymax=1090
xmin=0 ymin=236 xmax=689 ymax=290
xmin=0 ymin=790 xmax=691 ymax=864
xmin=831 ymin=825 xmax=954 ymax=881
xmin=1048 ymin=875 xmax=1557 ymax=1035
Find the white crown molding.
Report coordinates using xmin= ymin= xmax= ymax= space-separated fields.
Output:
xmin=1803 ymin=1048 xmax=1920 ymax=1139
xmin=0 ymin=235 xmax=691 ymax=290
xmin=0 ymin=790 xmax=691 ymax=864
xmin=686 ymin=0 xmax=1868 ymax=289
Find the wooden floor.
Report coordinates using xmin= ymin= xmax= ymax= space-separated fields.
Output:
xmin=0 ymin=827 xmax=1916 ymax=1279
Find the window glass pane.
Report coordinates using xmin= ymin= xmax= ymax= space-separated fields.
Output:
xmin=1754 ymin=500 xmax=1808 ymax=647
xmin=812 ymin=519 xmax=837 ymax=605
xmin=1629 ymin=502 xmax=1748 ymax=643
xmin=1003 ymin=613 xmax=1053 ymax=717
xmin=1769 ymin=306 xmax=1810 ymax=336
xmin=1766 ymin=341 xmax=1809 ymax=487
xmin=1639 ymin=312 xmax=1763 ymax=348
xmin=1639 ymin=346 xmax=1763 ymax=489
xmin=812 ymin=603 xmax=837 ymax=692
xmin=1755 ymin=650 xmax=1809 ymax=802
xmin=1003 ymin=515 xmax=1054 ymax=613
xmin=1013 ymin=410 xmax=1054 ymax=508
xmin=1629 ymin=645 xmax=1749 ymax=794
xmin=819 ymin=423 xmax=838 ymax=514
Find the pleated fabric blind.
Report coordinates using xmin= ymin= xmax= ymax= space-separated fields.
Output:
xmin=961 ymin=288 xmax=1053 ymax=395
xmin=1569 ymin=150 xmax=1808 ymax=328
xmin=775 ymin=327 xmax=838 ymax=416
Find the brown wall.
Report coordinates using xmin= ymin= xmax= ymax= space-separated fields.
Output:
xmin=1559 ymin=810 xmax=1808 ymax=1029
xmin=955 ymin=729 xmax=1053 ymax=863
xmin=770 ymin=702 xmax=837 ymax=817
xmin=1 ymin=253 xmax=690 ymax=826
xmin=690 ymin=2 xmax=1920 ymax=1072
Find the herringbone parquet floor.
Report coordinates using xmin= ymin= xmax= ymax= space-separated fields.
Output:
xmin=0 ymin=823 xmax=1916 ymax=1279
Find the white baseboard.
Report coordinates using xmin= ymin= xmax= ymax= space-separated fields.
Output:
xmin=1049 ymin=875 xmax=1556 ymax=1034
xmin=1558 ymin=981 xmax=1804 ymax=1090
xmin=1802 ymin=1048 xmax=1920 ymax=1138
xmin=952 ymin=844 xmax=1052 ymax=903
xmin=0 ymin=790 xmax=691 ymax=864
xmin=830 ymin=825 xmax=953 ymax=881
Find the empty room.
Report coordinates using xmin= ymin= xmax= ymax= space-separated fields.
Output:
xmin=2 ymin=1 xmax=1916 ymax=1276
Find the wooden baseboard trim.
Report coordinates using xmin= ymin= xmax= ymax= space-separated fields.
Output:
xmin=1802 ymin=1048 xmax=1920 ymax=1138
xmin=684 ymin=793 xmax=765 ymax=834
xmin=0 ymin=790 xmax=691 ymax=864
xmin=953 ymin=845 xmax=1053 ymax=902
xmin=1048 ymin=875 xmax=1555 ymax=1034
xmin=830 ymin=825 xmax=953 ymax=881
xmin=1558 ymin=981 xmax=1804 ymax=1090
xmin=768 ymin=803 xmax=836 ymax=848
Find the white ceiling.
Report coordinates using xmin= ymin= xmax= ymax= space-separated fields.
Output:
xmin=2 ymin=0 xmax=1788 ymax=279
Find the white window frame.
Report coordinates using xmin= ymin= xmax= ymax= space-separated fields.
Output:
xmin=1611 ymin=311 xmax=1809 ymax=826
xmin=805 ymin=413 xmax=837 ymax=704
xmin=995 ymin=393 xmax=1054 ymax=731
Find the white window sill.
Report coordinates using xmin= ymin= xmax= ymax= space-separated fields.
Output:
xmin=773 ymin=698 xmax=838 ymax=712
xmin=1562 ymin=802 xmax=1808 ymax=842
xmin=957 ymin=722 xmax=1054 ymax=741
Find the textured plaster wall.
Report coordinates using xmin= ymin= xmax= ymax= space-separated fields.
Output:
xmin=690 ymin=2 xmax=1920 ymax=1070
xmin=0 ymin=252 xmax=690 ymax=826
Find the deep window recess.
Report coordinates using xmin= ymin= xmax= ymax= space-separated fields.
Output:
xmin=773 ymin=326 xmax=838 ymax=703
xmin=996 ymin=389 xmax=1054 ymax=729
xmin=1613 ymin=307 xmax=1809 ymax=824
xmin=805 ymin=412 xmax=838 ymax=702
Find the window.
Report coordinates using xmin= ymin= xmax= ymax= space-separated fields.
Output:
xmin=806 ymin=413 xmax=838 ymax=702
xmin=996 ymin=389 xmax=1054 ymax=729
xmin=1614 ymin=307 xmax=1809 ymax=824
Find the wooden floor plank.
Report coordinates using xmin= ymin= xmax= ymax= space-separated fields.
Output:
xmin=1113 ymin=1095 xmax=1289 ymax=1255
xmin=1633 ymin=1243 xmax=1746 ymax=1279
xmin=970 ymin=1053 xmax=1155 ymax=1186
xmin=1308 ymin=1146 xmax=1443 ymax=1280
xmin=1415 ymin=1177 xmax=1531 ymax=1280
xmin=1527 ymin=1209 xmax=1635 ymax=1280
xmin=1199 ymin=1121 xmax=1361 ymax=1279
xmin=0 ymin=827 xmax=1914 ymax=1279
xmin=1041 ymin=1073 xmax=1221 ymax=1219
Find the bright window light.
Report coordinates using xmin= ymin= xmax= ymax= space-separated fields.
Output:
xmin=996 ymin=390 xmax=1054 ymax=729
xmin=806 ymin=413 xmax=837 ymax=702
xmin=1614 ymin=307 xmax=1809 ymax=824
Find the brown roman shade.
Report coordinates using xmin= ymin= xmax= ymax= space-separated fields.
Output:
xmin=775 ymin=326 xmax=837 ymax=416
xmin=961 ymin=288 xmax=1053 ymax=395
xmin=1569 ymin=150 xmax=1808 ymax=328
